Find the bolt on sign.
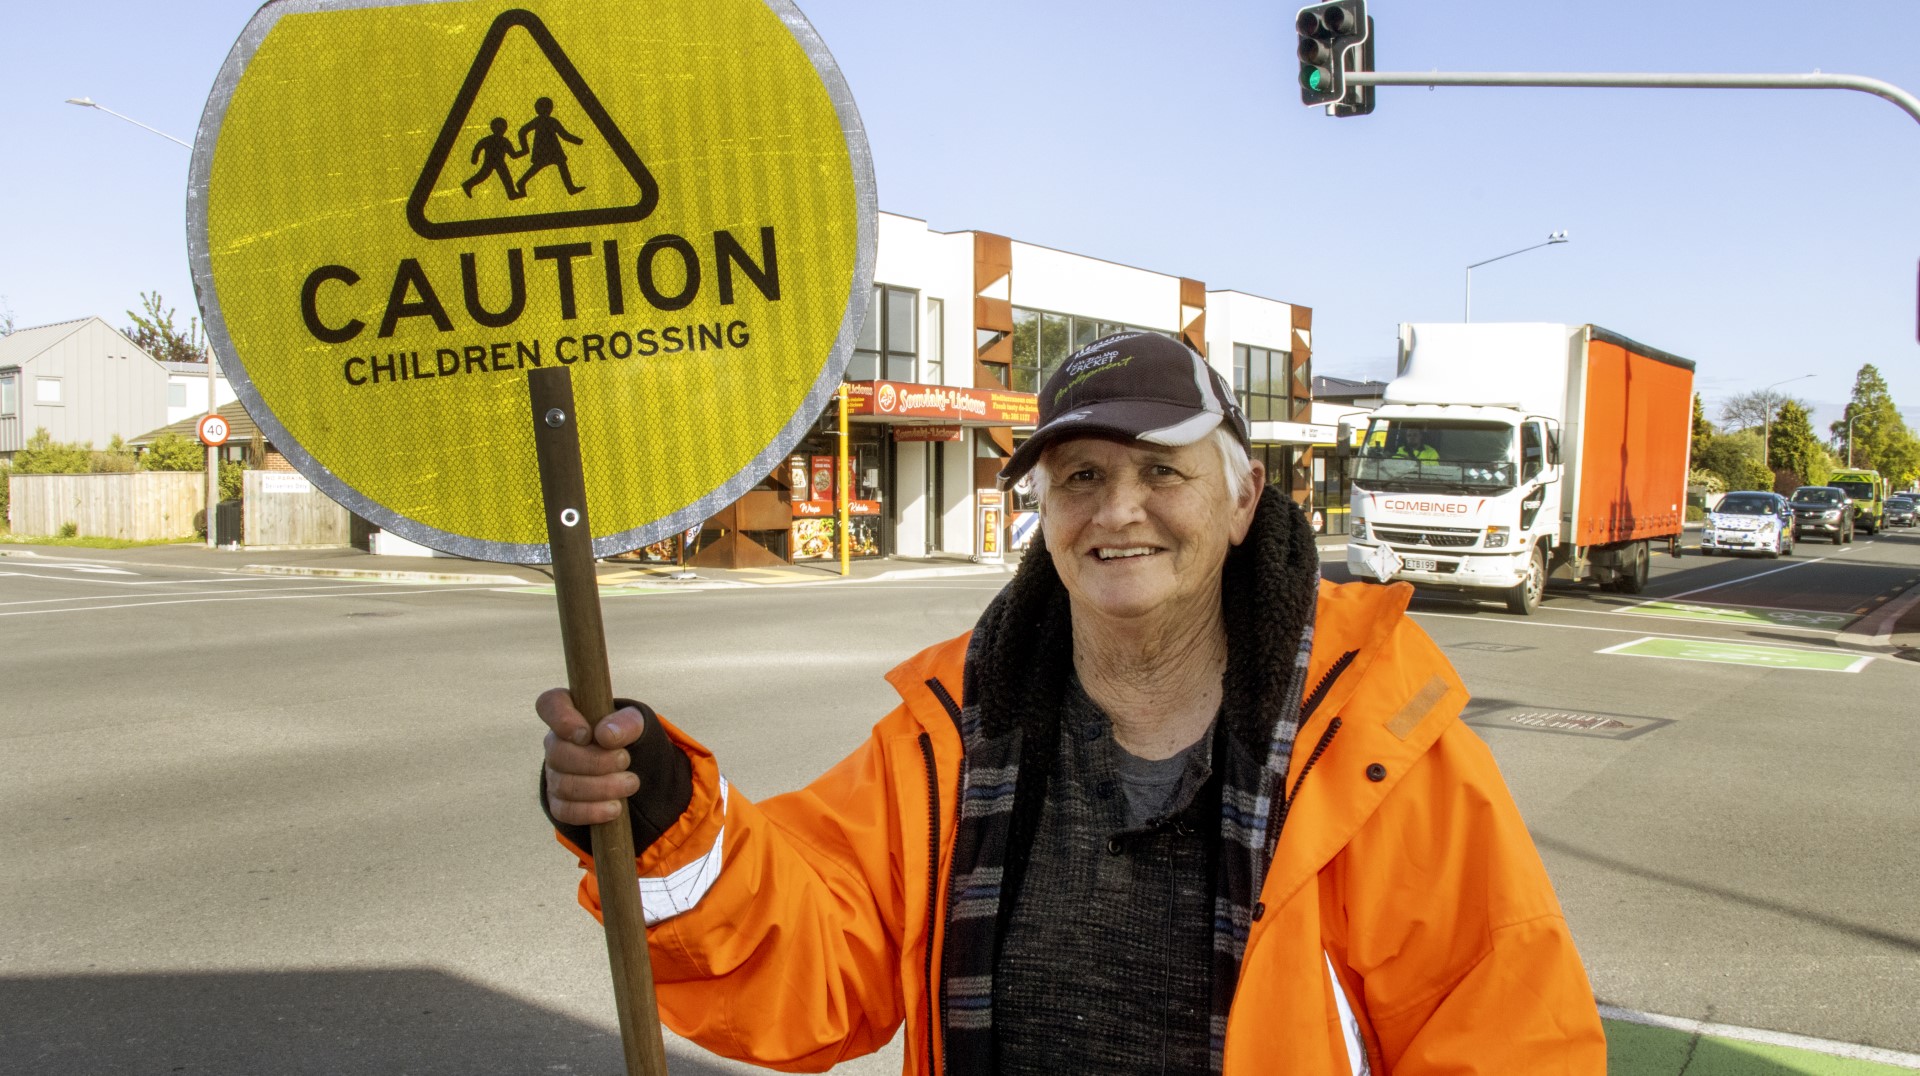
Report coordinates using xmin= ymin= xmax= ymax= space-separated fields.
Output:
xmin=188 ymin=0 xmax=876 ymax=563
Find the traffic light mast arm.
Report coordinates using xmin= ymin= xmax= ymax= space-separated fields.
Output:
xmin=1343 ymin=70 xmax=1920 ymax=126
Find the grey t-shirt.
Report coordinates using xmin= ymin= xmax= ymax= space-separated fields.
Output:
xmin=1113 ymin=729 xmax=1212 ymax=829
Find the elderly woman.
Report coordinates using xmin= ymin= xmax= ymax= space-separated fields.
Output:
xmin=539 ymin=332 xmax=1605 ymax=1074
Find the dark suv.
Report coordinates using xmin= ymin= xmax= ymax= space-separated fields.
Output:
xmin=1886 ymin=495 xmax=1916 ymax=528
xmin=1788 ymin=485 xmax=1855 ymax=543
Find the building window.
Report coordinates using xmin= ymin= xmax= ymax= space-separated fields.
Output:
xmin=924 ymin=297 xmax=944 ymax=385
xmin=850 ymin=283 xmax=918 ymax=382
xmin=1233 ymin=343 xmax=1291 ymax=422
xmin=35 ymin=377 xmax=62 ymax=405
xmin=168 ymin=383 xmax=188 ymax=408
xmin=0 ymin=375 xmax=15 ymax=416
xmin=1009 ymin=307 xmax=1149 ymax=392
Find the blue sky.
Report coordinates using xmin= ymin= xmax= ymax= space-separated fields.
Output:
xmin=4 ymin=0 xmax=1917 ymax=438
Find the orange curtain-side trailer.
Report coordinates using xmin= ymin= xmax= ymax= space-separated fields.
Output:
xmin=1571 ymin=328 xmax=1695 ymax=548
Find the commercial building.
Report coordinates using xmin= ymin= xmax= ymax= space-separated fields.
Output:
xmin=702 ymin=212 xmax=1319 ymax=565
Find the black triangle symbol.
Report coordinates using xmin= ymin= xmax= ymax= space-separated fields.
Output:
xmin=406 ymin=9 xmax=660 ymax=240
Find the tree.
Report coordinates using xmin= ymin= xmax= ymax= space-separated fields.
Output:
xmin=1719 ymin=388 xmax=1791 ymax=432
xmin=1876 ymin=428 xmax=1920 ymax=489
xmin=1829 ymin=363 xmax=1907 ymax=473
xmin=122 ymin=292 xmax=203 ymax=365
xmin=1697 ymin=430 xmax=1772 ymax=492
xmin=1691 ymin=393 xmax=1713 ymax=463
xmin=1767 ymin=400 xmax=1826 ymax=488
xmin=12 ymin=429 xmax=94 ymax=474
xmin=140 ymin=433 xmax=206 ymax=472
xmin=0 ymin=294 xmax=14 ymax=336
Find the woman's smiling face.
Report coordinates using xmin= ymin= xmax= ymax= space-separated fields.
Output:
xmin=1039 ymin=435 xmax=1263 ymax=626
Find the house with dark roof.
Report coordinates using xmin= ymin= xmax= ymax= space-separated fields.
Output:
xmin=0 ymin=317 xmax=170 ymax=459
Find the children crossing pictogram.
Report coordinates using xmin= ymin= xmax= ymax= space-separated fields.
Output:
xmin=407 ymin=9 xmax=658 ymax=240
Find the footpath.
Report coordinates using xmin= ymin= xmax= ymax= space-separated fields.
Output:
xmin=6 ymin=535 xmax=1919 ymax=1072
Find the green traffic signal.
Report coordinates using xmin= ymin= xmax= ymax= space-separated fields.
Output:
xmin=1294 ymin=1 xmax=1370 ymax=110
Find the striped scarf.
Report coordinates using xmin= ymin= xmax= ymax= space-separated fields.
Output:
xmin=940 ymin=486 xmax=1323 ymax=1074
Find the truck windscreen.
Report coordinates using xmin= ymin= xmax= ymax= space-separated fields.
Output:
xmin=1353 ymin=419 xmax=1516 ymax=492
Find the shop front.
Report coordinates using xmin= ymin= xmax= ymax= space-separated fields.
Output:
xmin=687 ymin=379 xmax=1036 ymax=569
xmin=842 ymin=379 xmax=1037 ymax=560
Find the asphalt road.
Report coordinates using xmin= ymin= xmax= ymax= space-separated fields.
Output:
xmin=3 ymin=533 xmax=1917 ymax=1073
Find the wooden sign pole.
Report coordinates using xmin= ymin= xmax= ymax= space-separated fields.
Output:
xmin=529 ymin=366 xmax=670 ymax=1076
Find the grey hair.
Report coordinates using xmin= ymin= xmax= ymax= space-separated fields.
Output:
xmin=1027 ymin=425 xmax=1255 ymax=507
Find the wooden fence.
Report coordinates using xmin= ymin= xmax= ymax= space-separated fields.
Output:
xmin=6 ymin=472 xmax=203 ymax=540
xmin=243 ymin=470 xmax=350 ymax=547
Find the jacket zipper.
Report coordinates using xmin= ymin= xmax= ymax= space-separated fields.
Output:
xmin=1269 ymin=648 xmax=1359 ymax=840
xmin=921 ymin=677 xmax=961 ymax=1076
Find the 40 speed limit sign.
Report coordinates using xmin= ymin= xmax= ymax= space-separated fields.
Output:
xmin=195 ymin=413 xmax=231 ymax=447
xmin=189 ymin=0 xmax=875 ymax=563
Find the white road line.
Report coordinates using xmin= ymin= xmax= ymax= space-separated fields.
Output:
xmin=1595 ymin=636 xmax=1873 ymax=673
xmin=1407 ymin=609 xmax=1914 ymax=659
xmin=0 ymin=585 xmax=504 ymax=618
xmin=1653 ymin=551 xmax=1837 ymax=602
xmin=1598 ymin=1004 xmax=1920 ymax=1068
xmin=0 ymin=579 xmax=441 ymax=609
xmin=0 ymin=571 xmax=284 ymax=589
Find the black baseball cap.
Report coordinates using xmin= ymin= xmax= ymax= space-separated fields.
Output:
xmin=999 ymin=331 xmax=1251 ymax=489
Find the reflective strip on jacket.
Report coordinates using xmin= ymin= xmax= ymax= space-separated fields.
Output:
xmin=558 ymin=579 xmax=1607 ymax=1073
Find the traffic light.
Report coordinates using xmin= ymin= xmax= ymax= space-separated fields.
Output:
xmin=1296 ymin=1 xmax=1372 ymax=114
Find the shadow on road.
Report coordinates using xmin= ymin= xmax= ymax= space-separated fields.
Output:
xmin=1533 ymin=836 xmax=1920 ymax=957
xmin=0 ymin=967 xmax=747 ymax=1075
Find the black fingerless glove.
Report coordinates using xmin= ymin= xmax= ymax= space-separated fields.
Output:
xmin=540 ymin=699 xmax=695 ymax=855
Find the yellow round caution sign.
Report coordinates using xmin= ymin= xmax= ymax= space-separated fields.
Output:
xmin=189 ymin=0 xmax=874 ymax=562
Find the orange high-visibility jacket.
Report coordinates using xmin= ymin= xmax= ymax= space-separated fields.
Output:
xmin=559 ymin=579 xmax=1606 ymax=1074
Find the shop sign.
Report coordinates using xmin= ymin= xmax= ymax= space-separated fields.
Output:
xmin=791 ymin=499 xmax=879 ymax=517
xmin=845 ymin=380 xmax=1038 ymax=426
xmin=975 ymin=488 xmax=1005 ymax=564
xmin=893 ymin=424 xmax=963 ymax=442
xmin=189 ymin=0 xmax=876 ymax=562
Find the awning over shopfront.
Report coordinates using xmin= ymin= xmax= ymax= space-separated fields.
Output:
xmin=844 ymin=380 xmax=1038 ymax=428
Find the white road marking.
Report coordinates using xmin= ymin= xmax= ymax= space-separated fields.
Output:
xmin=0 ymin=579 xmax=433 ymax=609
xmin=1598 ymin=1004 xmax=1920 ymax=1068
xmin=0 ymin=571 xmax=267 ymax=589
xmin=1653 ymin=551 xmax=1837 ymax=602
xmin=0 ymin=585 xmax=504 ymax=618
xmin=1595 ymin=636 xmax=1873 ymax=673
xmin=1407 ymin=609 xmax=1916 ymax=666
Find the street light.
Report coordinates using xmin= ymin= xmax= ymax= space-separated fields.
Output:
xmin=1845 ymin=411 xmax=1859 ymax=468
xmin=65 ymin=96 xmax=220 ymax=549
xmin=1758 ymin=373 xmax=1816 ymax=472
xmin=1464 ymin=231 xmax=1569 ymax=322
xmin=65 ymin=97 xmax=192 ymax=149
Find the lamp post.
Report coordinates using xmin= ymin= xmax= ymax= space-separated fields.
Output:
xmin=1845 ymin=411 xmax=1858 ymax=468
xmin=1464 ymin=230 xmax=1569 ymax=322
xmin=1758 ymin=373 xmax=1815 ymax=474
xmin=65 ymin=97 xmax=220 ymax=549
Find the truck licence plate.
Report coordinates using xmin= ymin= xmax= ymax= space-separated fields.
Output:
xmin=1403 ymin=557 xmax=1437 ymax=572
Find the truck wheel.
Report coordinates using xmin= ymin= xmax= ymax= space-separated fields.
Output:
xmin=1611 ymin=540 xmax=1649 ymax=594
xmin=1505 ymin=545 xmax=1546 ymax=615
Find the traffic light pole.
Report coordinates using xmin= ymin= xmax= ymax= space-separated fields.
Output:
xmin=1341 ymin=71 xmax=1920 ymax=127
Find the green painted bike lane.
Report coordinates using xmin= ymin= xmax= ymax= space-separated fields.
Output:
xmin=1622 ymin=600 xmax=1859 ymax=632
xmin=1607 ymin=1016 xmax=1920 ymax=1074
xmin=1599 ymin=636 xmax=1874 ymax=672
